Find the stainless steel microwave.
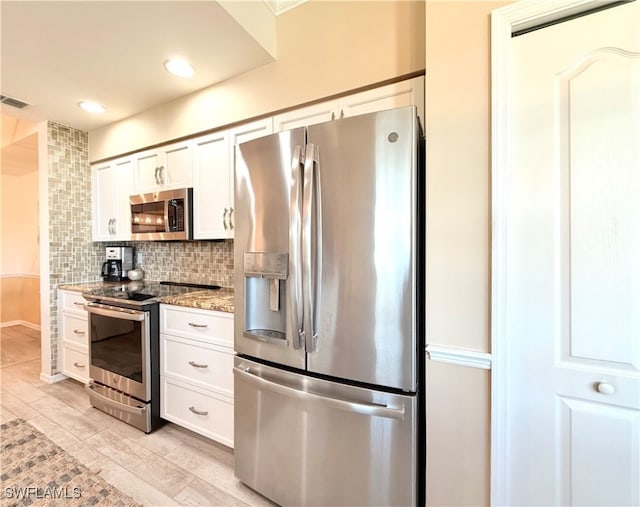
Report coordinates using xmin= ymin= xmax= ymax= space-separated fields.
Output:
xmin=130 ymin=188 xmax=193 ymax=241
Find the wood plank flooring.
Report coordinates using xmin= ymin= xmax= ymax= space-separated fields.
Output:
xmin=0 ymin=325 xmax=276 ymax=507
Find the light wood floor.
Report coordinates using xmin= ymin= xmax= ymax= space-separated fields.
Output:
xmin=0 ymin=325 xmax=276 ymax=507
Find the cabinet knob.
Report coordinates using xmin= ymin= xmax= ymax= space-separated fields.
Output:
xmin=596 ymin=382 xmax=616 ymax=395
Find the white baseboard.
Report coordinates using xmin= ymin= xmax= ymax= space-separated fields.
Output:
xmin=1 ymin=320 xmax=41 ymax=331
xmin=426 ymin=344 xmax=492 ymax=370
xmin=40 ymin=372 xmax=67 ymax=384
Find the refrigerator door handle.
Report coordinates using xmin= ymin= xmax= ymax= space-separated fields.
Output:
xmin=302 ymin=143 xmax=321 ymax=353
xmin=288 ymin=145 xmax=305 ymax=349
xmin=233 ymin=366 xmax=406 ymax=420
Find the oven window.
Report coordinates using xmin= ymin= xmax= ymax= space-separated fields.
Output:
xmin=90 ymin=313 xmax=144 ymax=383
xmin=131 ymin=201 xmax=166 ymax=234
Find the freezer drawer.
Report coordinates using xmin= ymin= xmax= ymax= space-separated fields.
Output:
xmin=233 ymin=357 xmax=418 ymax=507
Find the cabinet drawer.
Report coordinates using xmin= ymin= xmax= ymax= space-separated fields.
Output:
xmin=61 ymin=314 xmax=89 ymax=347
xmin=60 ymin=291 xmax=87 ymax=315
xmin=162 ymin=335 xmax=234 ymax=397
xmin=160 ymin=305 xmax=233 ymax=346
xmin=62 ymin=346 xmax=89 ymax=383
xmin=161 ymin=377 xmax=234 ymax=447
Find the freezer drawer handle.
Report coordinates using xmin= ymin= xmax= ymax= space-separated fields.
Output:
xmin=234 ymin=366 xmax=405 ymax=420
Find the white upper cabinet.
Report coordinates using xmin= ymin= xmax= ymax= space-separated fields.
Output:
xmin=91 ymin=78 xmax=424 ymax=242
xmin=193 ymin=118 xmax=273 ymax=240
xmin=338 ymin=76 xmax=425 ymax=124
xmin=133 ymin=140 xmax=193 ymax=194
xmin=92 ymin=156 xmax=133 ymax=241
xmin=273 ymin=101 xmax=339 ymax=132
xmin=273 ymin=76 xmax=425 ymax=132
xmin=193 ymin=131 xmax=231 ymax=240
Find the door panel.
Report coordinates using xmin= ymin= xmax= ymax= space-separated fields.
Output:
xmin=234 ymin=128 xmax=306 ymax=370
xmin=233 ymin=357 xmax=417 ymax=507
xmin=306 ymin=107 xmax=419 ymax=391
xmin=507 ymin=3 xmax=640 ymax=505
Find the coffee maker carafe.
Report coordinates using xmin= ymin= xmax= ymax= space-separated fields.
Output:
xmin=101 ymin=246 xmax=133 ymax=282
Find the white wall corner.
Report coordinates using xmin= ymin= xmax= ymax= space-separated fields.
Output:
xmin=218 ymin=1 xmax=277 ymax=58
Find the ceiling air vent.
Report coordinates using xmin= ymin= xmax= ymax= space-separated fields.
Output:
xmin=0 ymin=94 xmax=30 ymax=109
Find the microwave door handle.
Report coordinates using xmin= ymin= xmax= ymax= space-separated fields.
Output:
xmin=165 ymin=199 xmax=171 ymax=232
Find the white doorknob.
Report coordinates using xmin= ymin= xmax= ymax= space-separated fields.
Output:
xmin=596 ymin=382 xmax=616 ymax=395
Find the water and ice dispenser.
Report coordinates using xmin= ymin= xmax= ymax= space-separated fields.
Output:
xmin=243 ymin=252 xmax=288 ymax=344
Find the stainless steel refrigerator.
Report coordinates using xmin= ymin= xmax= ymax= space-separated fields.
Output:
xmin=233 ymin=105 xmax=425 ymax=506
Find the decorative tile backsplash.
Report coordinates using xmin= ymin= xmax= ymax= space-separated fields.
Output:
xmin=46 ymin=122 xmax=234 ymax=376
xmin=93 ymin=240 xmax=234 ymax=288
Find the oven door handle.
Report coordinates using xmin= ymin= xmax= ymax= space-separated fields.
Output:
xmin=85 ymin=302 xmax=146 ymax=321
xmin=86 ymin=383 xmax=147 ymax=415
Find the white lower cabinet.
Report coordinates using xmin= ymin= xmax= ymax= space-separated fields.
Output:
xmin=58 ymin=290 xmax=90 ymax=383
xmin=160 ymin=304 xmax=234 ymax=447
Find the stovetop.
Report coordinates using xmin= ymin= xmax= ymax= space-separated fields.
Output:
xmin=82 ymin=281 xmax=221 ymax=306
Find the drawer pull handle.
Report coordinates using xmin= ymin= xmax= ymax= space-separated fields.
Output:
xmin=188 ymin=322 xmax=208 ymax=328
xmin=73 ymin=329 xmax=86 ymax=335
xmin=188 ymin=361 xmax=209 ymax=369
xmin=73 ymin=362 xmax=86 ymax=368
xmin=189 ymin=406 xmax=208 ymax=416
xmin=73 ymin=302 xmax=85 ymax=306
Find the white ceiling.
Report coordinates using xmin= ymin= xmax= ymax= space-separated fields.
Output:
xmin=0 ymin=0 xmax=307 ymax=134
xmin=0 ymin=0 xmax=307 ymax=176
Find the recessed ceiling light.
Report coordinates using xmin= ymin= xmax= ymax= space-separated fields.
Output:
xmin=164 ymin=58 xmax=194 ymax=78
xmin=77 ymin=100 xmax=106 ymax=114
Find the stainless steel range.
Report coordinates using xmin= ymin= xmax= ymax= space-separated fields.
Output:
xmin=82 ymin=281 xmax=221 ymax=433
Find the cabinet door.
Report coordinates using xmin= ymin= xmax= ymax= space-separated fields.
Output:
xmin=339 ymin=76 xmax=425 ymax=125
xmin=92 ymin=161 xmax=117 ymax=241
xmin=159 ymin=141 xmax=192 ymax=189
xmin=192 ymin=131 xmax=231 ymax=239
xmin=273 ymin=100 xmax=339 ymax=132
xmin=134 ymin=149 xmax=161 ymax=194
xmin=113 ymin=157 xmax=133 ymax=240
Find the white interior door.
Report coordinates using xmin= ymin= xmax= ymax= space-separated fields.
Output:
xmin=505 ymin=2 xmax=640 ymax=505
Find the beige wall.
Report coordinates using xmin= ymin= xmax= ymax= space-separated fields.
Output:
xmin=89 ymin=0 xmax=425 ymax=161
xmin=425 ymin=2 xmax=510 ymax=505
xmin=1 ymin=166 xmax=40 ymax=327
xmin=0 ymin=276 xmax=40 ymax=326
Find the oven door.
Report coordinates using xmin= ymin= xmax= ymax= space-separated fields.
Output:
xmin=87 ymin=302 xmax=150 ymax=401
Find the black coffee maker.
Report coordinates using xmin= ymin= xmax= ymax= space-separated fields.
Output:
xmin=101 ymin=246 xmax=133 ymax=282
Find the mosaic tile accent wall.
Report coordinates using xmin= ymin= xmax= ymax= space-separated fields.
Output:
xmin=47 ymin=122 xmax=93 ymax=375
xmin=46 ymin=122 xmax=235 ymax=374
